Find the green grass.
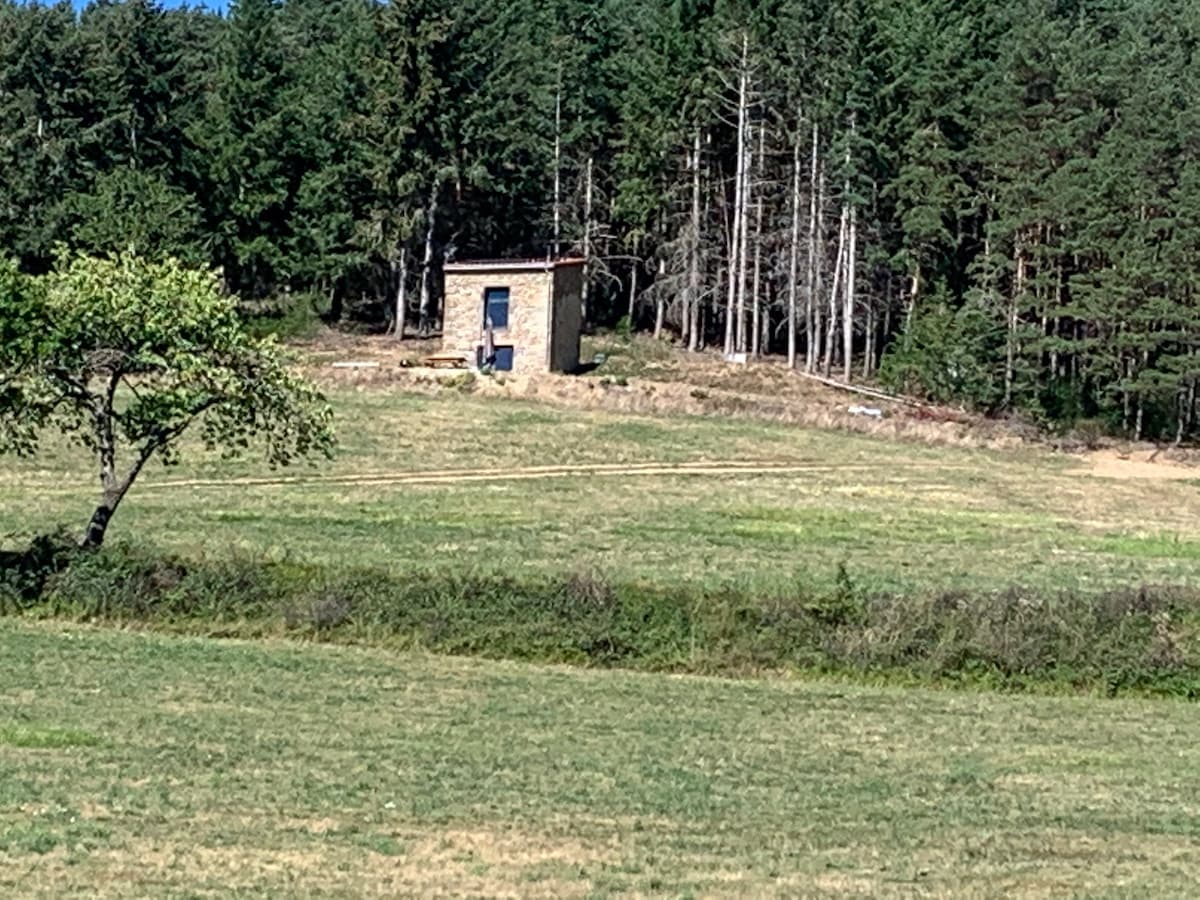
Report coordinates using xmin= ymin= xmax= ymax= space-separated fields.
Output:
xmin=2 ymin=386 xmax=1198 ymax=593
xmin=0 ymin=725 xmax=101 ymax=750
xmin=1 ymin=621 xmax=1199 ymax=896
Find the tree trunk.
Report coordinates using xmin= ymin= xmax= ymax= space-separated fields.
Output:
xmin=751 ymin=123 xmax=765 ymax=358
xmin=418 ymin=183 xmax=438 ymax=336
xmin=736 ymin=108 xmax=752 ymax=354
xmin=83 ymin=487 xmax=125 ymax=550
xmin=787 ymin=111 xmax=803 ymax=369
xmin=82 ymin=409 xmax=150 ymax=550
xmin=842 ymin=119 xmax=856 ymax=382
xmin=1005 ymin=239 xmax=1025 ymax=408
xmin=863 ymin=300 xmax=875 ymax=378
xmin=843 ymin=200 xmax=856 ymax=382
xmin=824 ymin=203 xmax=847 ymax=377
xmin=553 ymin=84 xmax=562 ymax=258
xmin=627 ymin=254 xmax=639 ymax=322
xmin=1135 ymin=348 xmax=1149 ymax=440
xmin=327 ymin=280 xmax=342 ymax=323
xmin=581 ymin=155 xmax=593 ymax=326
xmin=392 ymin=252 xmax=408 ymax=339
xmin=807 ymin=146 xmax=823 ymax=373
xmin=905 ymin=267 xmax=920 ymax=332
xmin=654 ymin=260 xmax=666 ymax=339
xmin=725 ymin=35 xmax=749 ymax=357
xmin=687 ymin=128 xmax=702 ymax=353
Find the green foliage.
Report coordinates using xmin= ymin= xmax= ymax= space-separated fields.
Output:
xmin=0 ymin=260 xmax=44 ymax=455
xmin=241 ymin=291 xmax=330 ymax=340
xmin=66 ymin=169 xmax=203 ymax=264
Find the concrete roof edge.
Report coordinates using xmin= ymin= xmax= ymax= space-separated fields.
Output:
xmin=443 ymin=258 xmax=586 ymax=273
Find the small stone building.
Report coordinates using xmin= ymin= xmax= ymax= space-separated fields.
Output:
xmin=442 ymin=258 xmax=584 ymax=374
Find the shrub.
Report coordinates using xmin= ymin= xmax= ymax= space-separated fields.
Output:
xmin=879 ymin=294 xmax=1005 ymax=408
xmin=6 ymin=545 xmax=1200 ymax=698
xmin=0 ymin=529 xmax=79 ymax=612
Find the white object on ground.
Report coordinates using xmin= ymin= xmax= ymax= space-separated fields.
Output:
xmin=848 ymin=405 xmax=884 ymax=419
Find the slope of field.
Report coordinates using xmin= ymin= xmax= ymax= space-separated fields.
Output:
xmin=2 ymin=377 xmax=1199 ymax=593
xmin=2 ymin=622 xmax=1198 ymax=897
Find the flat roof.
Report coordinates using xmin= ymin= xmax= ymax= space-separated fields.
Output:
xmin=443 ymin=257 xmax=585 ymax=273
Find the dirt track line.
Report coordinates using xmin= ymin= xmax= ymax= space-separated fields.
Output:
xmin=133 ymin=459 xmax=960 ymax=492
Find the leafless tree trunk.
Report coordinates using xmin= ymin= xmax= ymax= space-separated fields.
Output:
xmin=844 ymin=200 xmax=857 ymax=382
xmin=1135 ymin=348 xmax=1149 ymax=440
xmin=627 ymin=253 xmax=638 ymax=322
xmin=787 ymin=112 xmax=803 ymax=369
xmin=906 ymin=267 xmax=920 ymax=333
xmin=1005 ymin=238 xmax=1025 ymax=409
xmin=687 ymin=129 xmax=702 ymax=352
xmin=824 ymin=202 xmax=847 ymax=377
xmin=725 ymin=35 xmax=749 ymax=357
xmin=553 ymin=85 xmax=562 ymax=258
xmin=654 ymin=259 xmax=666 ymax=339
xmin=736 ymin=112 xmax=753 ymax=354
xmin=842 ymin=122 xmax=856 ymax=382
xmin=751 ymin=123 xmax=765 ymax=358
xmin=807 ymin=143 xmax=823 ymax=373
xmin=581 ymin=155 xmax=594 ymax=325
xmin=862 ymin=300 xmax=875 ymax=378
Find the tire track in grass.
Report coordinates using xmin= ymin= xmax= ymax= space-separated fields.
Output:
xmin=130 ymin=459 xmax=966 ymax=492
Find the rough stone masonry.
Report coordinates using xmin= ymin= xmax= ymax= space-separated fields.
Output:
xmin=442 ymin=259 xmax=583 ymax=375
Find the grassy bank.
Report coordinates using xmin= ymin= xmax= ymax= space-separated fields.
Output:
xmin=3 ymin=622 xmax=1200 ymax=896
xmin=5 ymin=541 xmax=1199 ymax=698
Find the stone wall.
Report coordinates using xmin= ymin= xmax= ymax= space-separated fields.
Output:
xmin=442 ymin=268 xmax=552 ymax=374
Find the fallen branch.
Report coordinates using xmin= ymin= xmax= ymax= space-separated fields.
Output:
xmin=794 ymin=370 xmax=929 ymax=409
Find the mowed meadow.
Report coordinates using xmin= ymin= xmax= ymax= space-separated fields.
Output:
xmin=3 ymin=622 xmax=1200 ymax=897
xmin=2 ymin=382 xmax=1199 ymax=594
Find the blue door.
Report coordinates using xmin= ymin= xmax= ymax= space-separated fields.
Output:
xmin=477 ymin=345 xmax=514 ymax=371
xmin=493 ymin=346 xmax=514 ymax=371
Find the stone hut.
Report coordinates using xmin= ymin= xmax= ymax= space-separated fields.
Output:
xmin=441 ymin=258 xmax=584 ymax=374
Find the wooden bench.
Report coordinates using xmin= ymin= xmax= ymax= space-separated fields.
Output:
xmin=422 ymin=353 xmax=471 ymax=370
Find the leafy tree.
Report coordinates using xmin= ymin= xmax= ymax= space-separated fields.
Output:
xmin=0 ymin=253 xmax=335 ymax=549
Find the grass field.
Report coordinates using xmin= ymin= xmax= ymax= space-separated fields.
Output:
xmin=2 ymin=621 xmax=1199 ymax=897
xmin=2 ymin=383 xmax=1199 ymax=593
